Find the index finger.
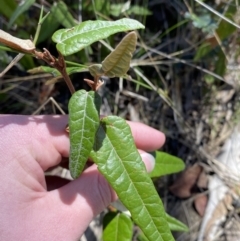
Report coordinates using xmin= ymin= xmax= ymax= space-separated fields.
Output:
xmin=30 ymin=115 xmax=165 ymax=169
xmin=127 ymin=121 xmax=165 ymax=151
xmin=38 ymin=116 xmax=165 ymax=155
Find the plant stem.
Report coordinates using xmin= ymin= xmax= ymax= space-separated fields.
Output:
xmin=57 ymin=52 xmax=75 ymax=94
xmin=34 ymin=49 xmax=76 ymax=94
xmin=94 ymin=76 xmax=99 ymax=89
xmin=61 ymin=68 xmax=76 ymax=94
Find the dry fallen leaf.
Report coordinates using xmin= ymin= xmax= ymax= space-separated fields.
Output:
xmin=194 ymin=194 xmax=208 ymax=217
xmin=169 ymin=163 xmax=202 ymax=198
xmin=197 ymin=169 xmax=208 ymax=189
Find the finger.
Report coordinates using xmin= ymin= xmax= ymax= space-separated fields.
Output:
xmin=45 ymin=151 xmax=155 ymax=240
xmin=127 ymin=121 xmax=165 ymax=151
xmin=35 ymin=116 xmax=165 ymax=155
xmin=138 ymin=150 xmax=155 ymax=172
xmin=30 ymin=115 xmax=164 ymax=169
xmin=43 ymin=116 xmax=165 ymax=154
xmin=45 ymin=150 xmax=155 ymax=191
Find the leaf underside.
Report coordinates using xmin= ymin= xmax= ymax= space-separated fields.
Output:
xmin=52 ymin=18 xmax=144 ymax=56
xmin=0 ymin=29 xmax=35 ymax=53
xmin=101 ymin=31 xmax=137 ymax=77
xmin=89 ymin=31 xmax=137 ymax=78
xmin=68 ymin=90 xmax=101 ymax=179
xmin=90 ymin=116 xmax=174 ymax=241
xmin=88 ymin=64 xmax=104 ymax=78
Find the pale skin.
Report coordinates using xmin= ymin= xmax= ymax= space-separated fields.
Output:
xmin=0 ymin=115 xmax=165 ymax=241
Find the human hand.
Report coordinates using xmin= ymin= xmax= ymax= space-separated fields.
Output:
xmin=0 ymin=115 xmax=165 ymax=241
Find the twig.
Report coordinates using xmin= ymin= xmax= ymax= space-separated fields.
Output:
xmin=0 ymin=53 xmax=24 ymax=78
xmin=57 ymin=52 xmax=76 ymax=94
xmin=34 ymin=49 xmax=76 ymax=94
xmin=32 ymin=97 xmax=66 ymax=115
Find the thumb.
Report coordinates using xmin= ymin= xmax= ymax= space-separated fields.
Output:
xmin=138 ymin=150 xmax=155 ymax=173
xmin=45 ymin=152 xmax=155 ymax=240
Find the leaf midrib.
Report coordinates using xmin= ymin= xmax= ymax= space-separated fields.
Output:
xmin=72 ymin=91 xmax=88 ymax=177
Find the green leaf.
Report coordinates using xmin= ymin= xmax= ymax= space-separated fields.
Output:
xmin=90 ymin=116 xmax=174 ymax=241
xmin=109 ymin=3 xmax=130 ymax=17
xmin=166 ymin=213 xmax=189 ymax=232
xmin=194 ymin=42 xmax=212 ymax=61
xmin=38 ymin=1 xmax=76 ymax=43
xmin=184 ymin=12 xmax=217 ymax=34
xmin=0 ymin=50 xmax=12 ymax=64
xmin=82 ymin=0 xmax=110 ymax=17
xmin=28 ymin=66 xmax=88 ymax=77
xmin=137 ymin=232 xmax=149 ymax=241
xmin=8 ymin=0 xmax=36 ymax=29
xmin=53 ymin=1 xmax=76 ymax=28
xmin=28 ymin=66 xmax=60 ymax=76
xmin=103 ymin=212 xmax=133 ymax=241
xmin=38 ymin=1 xmax=76 ymax=44
xmin=127 ymin=5 xmax=152 ymax=16
xmin=137 ymin=214 xmax=188 ymax=241
xmin=149 ymin=151 xmax=185 ymax=178
xmin=64 ymin=66 xmax=88 ymax=75
xmin=69 ymin=90 xmax=101 ymax=179
xmin=20 ymin=54 xmax=35 ymax=69
xmin=52 ymin=18 xmax=144 ymax=56
xmin=37 ymin=5 xmax=60 ymax=43
xmin=216 ymin=5 xmax=237 ymax=40
xmin=110 ymin=4 xmax=152 ymax=17
xmin=214 ymin=50 xmax=226 ymax=77
xmin=0 ymin=0 xmax=20 ymax=22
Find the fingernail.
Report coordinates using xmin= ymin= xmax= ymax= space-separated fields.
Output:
xmin=140 ymin=153 xmax=155 ymax=172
